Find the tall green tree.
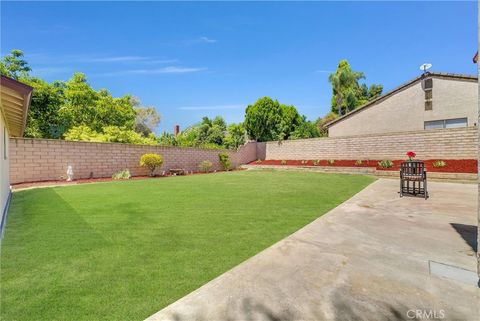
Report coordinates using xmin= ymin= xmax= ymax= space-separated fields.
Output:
xmin=245 ymin=97 xmax=311 ymax=142
xmin=0 ymin=51 xmax=68 ymax=138
xmin=0 ymin=49 xmax=31 ymax=79
xmin=244 ymin=97 xmax=284 ymax=142
xmin=367 ymin=84 xmax=383 ymax=100
xmin=289 ymin=116 xmax=320 ymax=140
xmin=224 ymin=122 xmax=246 ymax=149
xmin=328 ymin=60 xmax=365 ymax=115
xmin=197 ymin=116 xmax=227 ymax=146
xmin=207 ymin=116 xmax=227 ymax=145
xmin=23 ymin=78 xmax=67 ymax=138
xmin=175 ymin=126 xmax=200 ymax=147
xmin=278 ymin=104 xmax=303 ymax=140
xmin=62 ymin=73 xmax=136 ymax=132
xmin=61 ymin=73 xmax=95 ymax=131
xmin=1 ymin=51 xmax=142 ymax=141
xmin=161 ymin=118 xmax=245 ymax=149
xmin=171 ymin=116 xmax=229 ymax=148
xmin=328 ymin=60 xmax=383 ymax=115
xmin=95 ymin=89 xmax=136 ymax=131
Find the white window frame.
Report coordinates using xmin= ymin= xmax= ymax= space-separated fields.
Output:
xmin=424 ymin=117 xmax=467 ymax=130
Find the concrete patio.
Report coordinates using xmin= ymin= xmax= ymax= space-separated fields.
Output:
xmin=146 ymin=178 xmax=479 ymax=321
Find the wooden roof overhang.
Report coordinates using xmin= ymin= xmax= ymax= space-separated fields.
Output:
xmin=0 ymin=75 xmax=33 ymax=137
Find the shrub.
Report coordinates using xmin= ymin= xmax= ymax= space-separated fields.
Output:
xmin=140 ymin=153 xmax=163 ymax=176
xmin=378 ymin=160 xmax=393 ymax=169
xmin=198 ymin=160 xmax=213 ymax=173
xmin=112 ymin=169 xmax=131 ymax=180
xmin=312 ymin=160 xmax=320 ymax=166
xmin=327 ymin=159 xmax=335 ymax=165
xmin=355 ymin=160 xmax=363 ymax=166
xmin=218 ymin=153 xmax=231 ymax=171
xmin=433 ymin=160 xmax=446 ymax=168
xmin=280 ymin=160 xmax=287 ymax=165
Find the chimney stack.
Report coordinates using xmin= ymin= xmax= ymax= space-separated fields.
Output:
xmin=174 ymin=125 xmax=180 ymax=136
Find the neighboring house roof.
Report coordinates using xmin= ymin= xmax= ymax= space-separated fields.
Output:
xmin=324 ymin=72 xmax=478 ymax=129
xmin=0 ymin=75 xmax=33 ymax=137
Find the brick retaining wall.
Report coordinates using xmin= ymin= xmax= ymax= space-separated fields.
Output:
xmin=9 ymin=139 xmax=259 ymax=184
xmin=265 ymin=127 xmax=477 ymax=160
xmin=9 ymin=127 xmax=477 ymax=184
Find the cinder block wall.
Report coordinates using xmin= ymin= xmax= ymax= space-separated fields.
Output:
xmin=10 ymin=127 xmax=477 ymax=184
xmin=9 ymin=139 xmax=259 ymax=184
xmin=265 ymin=127 xmax=477 ymax=160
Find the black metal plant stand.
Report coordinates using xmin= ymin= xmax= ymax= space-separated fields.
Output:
xmin=400 ymin=160 xmax=428 ymax=199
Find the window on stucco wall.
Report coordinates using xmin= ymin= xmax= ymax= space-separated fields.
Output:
xmin=424 ymin=118 xmax=467 ymax=130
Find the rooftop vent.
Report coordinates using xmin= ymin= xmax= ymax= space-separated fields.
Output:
xmin=419 ymin=63 xmax=433 ymax=92
xmin=422 ymin=78 xmax=433 ymax=91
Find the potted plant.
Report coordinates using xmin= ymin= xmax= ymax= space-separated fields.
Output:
xmin=406 ymin=151 xmax=416 ymax=161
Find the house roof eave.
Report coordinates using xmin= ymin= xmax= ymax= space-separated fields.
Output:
xmin=324 ymin=72 xmax=478 ymax=129
xmin=0 ymin=75 xmax=33 ymax=137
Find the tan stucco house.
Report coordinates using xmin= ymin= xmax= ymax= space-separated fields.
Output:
xmin=326 ymin=72 xmax=478 ymax=137
xmin=0 ymin=75 xmax=32 ymax=232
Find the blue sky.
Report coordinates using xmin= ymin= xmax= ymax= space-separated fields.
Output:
xmin=1 ymin=1 xmax=477 ymax=133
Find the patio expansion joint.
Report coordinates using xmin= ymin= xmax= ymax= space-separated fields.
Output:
xmin=428 ymin=260 xmax=479 ymax=287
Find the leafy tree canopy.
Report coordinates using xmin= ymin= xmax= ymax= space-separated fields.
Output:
xmin=223 ymin=122 xmax=246 ymax=149
xmin=158 ymin=116 xmax=246 ymax=150
xmin=156 ymin=132 xmax=176 ymax=146
xmin=1 ymin=50 xmax=322 ymax=148
xmin=328 ymin=59 xmax=383 ymax=115
xmin=316 ymin=112 xmax=339 ymax=137
xmin=244 ymin=97 xmax=284 ymax=142
xmin=64 ymin=125 xmax=158 ymax=145
xmin=0 ymin=49 xmax=31 ymax=79
xmin=289 ymin=116 xmax=321 ymax=140
xmin=22 ymin=77 xmax=66 ymax=138
xmin=174 ymin=116 xmax=228 ymax=148
xmin=1 ymin=50 xmax=141 ymax=139
xmin=244 ymin=97 xmax=319 ymax=142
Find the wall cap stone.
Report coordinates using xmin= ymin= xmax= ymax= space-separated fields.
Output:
xmin=265 ymin=127 xmax=477 ymax=145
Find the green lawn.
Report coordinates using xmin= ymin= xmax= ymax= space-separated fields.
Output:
xmin=1 ymin=170 xmax=374 ymax=321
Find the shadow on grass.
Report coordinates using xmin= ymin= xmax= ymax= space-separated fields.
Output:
xmin=4 ymin=188 xmax=110 ymax=264
xmin=1 ymin=188 xmax=114 ymax=320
